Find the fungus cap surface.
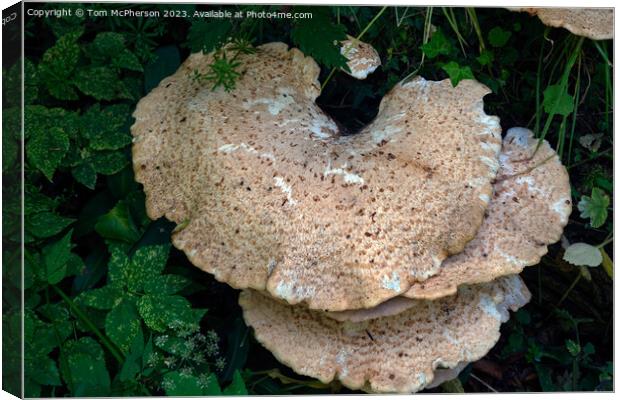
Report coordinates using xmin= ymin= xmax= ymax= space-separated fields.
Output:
xmin=329 ymin=128 xmax=570 ymax=322
xmin=240 ymin=275 xmax=531 ymax=393
xmin=132 ymin=43 xmax=502 ymax=311
xmin=509 ymin=7 xmax=613 ymax=40
xmin=340 ymin=35 xmax=381 ymax=79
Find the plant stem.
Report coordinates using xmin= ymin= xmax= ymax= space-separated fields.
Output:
xmin=321 ymin=6 xmax=388 ymax=91
xmin=52 ymin=285 xmax=125 ymax=363
xmin=556 ymin=273 xmax=581 ymax=308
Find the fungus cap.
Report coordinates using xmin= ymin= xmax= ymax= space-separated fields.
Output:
xmin=328 ymin=127 xmax=570 ymax=322
xmin=340 ymin=35 xmax=381 ymax=79
xmin=240 ymin=275 xmax=531 ymax=394
xmin=132 ymin=43 xmax=502 ymax=311
xmin=509 ymin=7 xmax=613 ymax=40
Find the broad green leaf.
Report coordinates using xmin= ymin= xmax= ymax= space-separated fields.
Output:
xmin=578 ymin=187 xmax=609 ymax=228
xmin=441 ymin=61 xmax=474 ymax=87
xmin=476 ymin=49 xmax=495 ymax=66
xmin=543 ymin=84 xmax=574 ymax=117
xmin=187 ymin=19 xmax=232 ymax=53
xmin=59 ymin=337 xmax=111 ymax=396
xmin=26 ymin=355 xmax=62 ymax=387
xmin=105 ymin=296 xmax=141 ymax=352
xmin=72 ymin=162 xmax=98 ymax=189
xmin=163 ymin=372 xmax=206 ymax=396
xmin=42 ymin=229 xmax=74 ymax=284
xmin=143 ymin=274 xmax=190 ymax=295
xmin=25 ymin=105 xmax=80 ymax=140
xmin=76 ymin=285 xmax=122 ymax=310
xmin=130 ymin=244 xmax=171 ymax=279
xmin=26 ymin=127 xmax=69 ymax=181
xmin=488 ymin=26 xmax=512 ymax=47
xmin=223 ymin=370 xmax=248 ymax=395
xmin=290 ymin=7 xmax=348 ymax=69
xmin=75 ymin=66 xmax=119 ymax=100
xmin=81 ymin=104 xmax=132 ymax=151
xmin=113 ymin=50 xmax=143 ymax=72
xmin=108 ymin=245 xmax=131 ymax=284
xmin=26 ymin=212 xmax=75 ymax=238
xmin=25 ymin=186 xmax=58 ymax=215
xmin=90 ymin=150 xmax=129 ymax=175
xmin=137 ymin=294 xmax=194 ymax=332
xmin=420 ymin=29 xmax=453 ymax=59
xmin=563 ymin=242 xmax=603 ymax=267
xmin=95 ymin=201 xmax=140 ymax=243
xmin=118 ymin=328 xmax=144 ymax=382
xmin=38 ymin=30 xmax=82 ymax=100
xmin=145 ymin=46 xmax=181 ymax=93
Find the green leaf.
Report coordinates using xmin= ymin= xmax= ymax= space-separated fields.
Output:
xmin=145 ymin=46 xmax=181 ymax=93
xmin=38 ymin=30 xmax=82 ymax=100
xmin=224 ymin=370 xmax=248 ymax=395
xmin=143 ymin=274 xmax=190 ymax=295
xmin=291 ymin=7 xmax=348 ymax=69
xmin=476 ymin=49 xmax=495 ymax=66
xmin=76 ymin=285 xmax=123 ymax=310
xmin=420 ymin=29 xmax=453 ymax=59
xmin=25 ymin=186 xmax=58 ymax=215
xmin=130 ymin=244 xmax=171 ymax=281
xmin=59 ymin=337 xmax=111 ymax=396
xmin=113 ymin=50 xmax=143 ymax=72
xmin=488 ymin=26 xmax=512 ymax=47
xmin=72 ymin=162 xmax=98 ymax=189
xmin=566 ymin=339 xmax=580 ymax=356
xmin=164 ymin=372 xmax=207 ymax=396
xmin=563 ymin=243 xmax=603 ymax=267
xmin=441 ymin=61 xmax=475 ymax=87
xmin=81 ymin=104 xmax=132 ymax=151
xmin=108 ymin=245 xmax=131 ymax=285
xmin=137 ymin=294 xmax=194 ymax=332
xmin=26 ymin=212 xmax=75 ymax=238
xmin=90 ymin=150 xmax=129 ymax=175
xmin=75 ymin=66 xmax=119 ymax=100
xmin=42 ymin=229 xmax=74 ymax=284
xmin=26 ymin=126 xmax=70 ymax=181
xmin=543 ymin=84 xmax=574 ymax=117
xmin=187 ymin=19 xmax=232 ymax=53
xmin=95 ymin=201 xmax=141 ymax=243
xmin=27 ymin=355 xmax=62 ymax=387
xmin=105 ymin=296 xmax=141 ymax=353
xmin=578 ymin=187 xmax=609 ymax=228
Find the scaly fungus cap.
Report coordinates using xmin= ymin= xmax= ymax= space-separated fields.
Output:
xmin=240 ymin=275 xmax=531 ymax=393
xmin=132 ymin=43 xmax=502 ymax=311
xmin=328 ymin=127 xmax=570 ymax=322
xmin=340 ymin=35 xmax=382 ymax=79
xmin=509 ymin=7 xmax=613 ymax=40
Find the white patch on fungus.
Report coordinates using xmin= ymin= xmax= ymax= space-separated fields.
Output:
xmin=477 ymin=294 xmax=502 ymax=321
xmin=273 ymin=176 xmax=297 ymax=205
xmin=324 ymin=164 xmax=365 ymax=185
xmin=243 ymin=87 xmax=296 ymax=115
xmin=371 ymin=125 xmax=402 ymax=144
xmin=381 ymin=272 xmax=401 ymax=292
xmin=479 ymin=193 xmax=490 ymax=204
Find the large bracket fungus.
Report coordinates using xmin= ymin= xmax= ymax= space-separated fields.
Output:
xmin=508 ymin=7 xmax=613 ymax=40
xmin=132 ymin=40 xmax=571 ymax=393
xmin=132 ymin=42 xmax=502 ymax=311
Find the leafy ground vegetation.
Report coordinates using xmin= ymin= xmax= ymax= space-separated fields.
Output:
xmin=2 ymin=3 xmax=613 ymax=396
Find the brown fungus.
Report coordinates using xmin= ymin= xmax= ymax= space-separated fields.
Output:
xmin=328 ymin=128 xmax=570 ymax=322
xmin=239 ymin=275 xmax=531 ymax=394
xmin=509 ymin=7 xmax=613 ymax=40
xmin=340 ymin=35 xmax=382 ymax=79
xmin=132 ymin=43 xmax=502 ymax=311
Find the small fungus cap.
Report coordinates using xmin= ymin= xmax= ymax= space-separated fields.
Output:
xmin=132 ymin=43 xmax=502 ymax=311
xmin=240 ymin=275 xmax=531 ymax=394
xmin=340 ymin=35 xmax=382 ymax=79
xmin=328 ymin=127 xmax=570 ymax=322
xmin=509 ymin=7 xmax=613 ymax=40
